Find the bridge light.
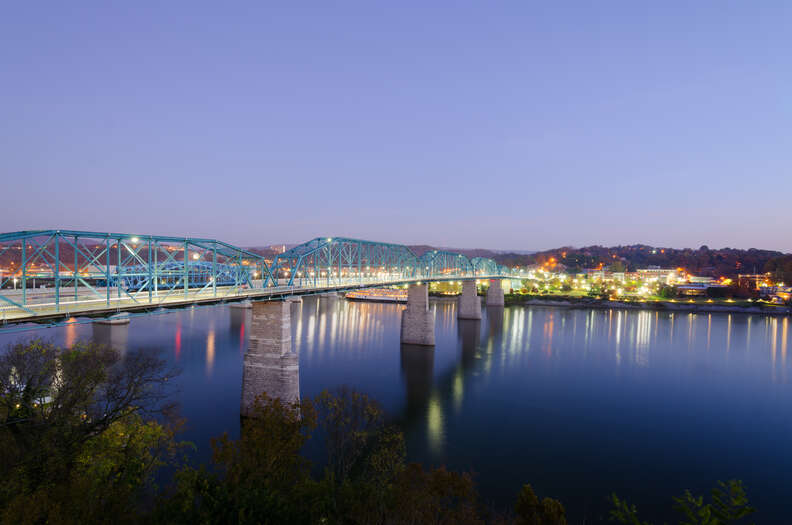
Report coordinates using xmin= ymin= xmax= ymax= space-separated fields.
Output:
xmin=192 ymin=253 xmax=200 ymax=260
xmin=131 ymin=237 xmax=139 ymax=243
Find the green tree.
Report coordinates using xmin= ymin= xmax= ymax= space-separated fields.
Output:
xmin=609 ymin=261 xmax=626 ymax=273
xmin=158 ymin=393 xmax=317 ymax=525
xmin=610 ymin=480 xmax=755 ymax=525
xmin=158 ymin=389 xmax=486 ymax=525
xmin=0 ymin=338 xmax=181 ymax=525
xmin=514 ymin=484 xmax=567 ymax=525
xmin=764 ymin=255 xmax=792 ymax=285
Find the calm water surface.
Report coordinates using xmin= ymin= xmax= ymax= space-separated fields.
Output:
xmin=3 ymin=297 xmax=792 ymax=523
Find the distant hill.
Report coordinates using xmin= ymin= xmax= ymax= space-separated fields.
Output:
xmin=521 ymin=244 xmax=788 ymax=278
xmin=246 ymin=241 xmax=790 ymax=280
xmin=408 ymin=245 xmax=498 ymax=259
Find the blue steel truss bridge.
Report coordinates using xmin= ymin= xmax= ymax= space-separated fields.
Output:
xmin=0 ymin=230 xmax=524 ymax=328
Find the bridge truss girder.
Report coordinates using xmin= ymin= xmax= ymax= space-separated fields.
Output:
xmin=0 ymin=230 xmax=270 ymax=317
xmin=266 ymin=237 xmax=420 ymax=287
xmin=0 ymin=230 xmax=518 ymax=323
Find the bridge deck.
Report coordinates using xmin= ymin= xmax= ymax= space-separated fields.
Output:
xmin=0 ymin=275 xmax=512 ymax=327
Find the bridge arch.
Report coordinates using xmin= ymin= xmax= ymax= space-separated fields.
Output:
xmin=417 ymin=250 xmax=473 ymax=279
xmin=266 ymin=237 xmax=420 ymax=287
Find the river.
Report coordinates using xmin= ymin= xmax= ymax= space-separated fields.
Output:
xmin=2 ymin=297 xmax=791 ymax=523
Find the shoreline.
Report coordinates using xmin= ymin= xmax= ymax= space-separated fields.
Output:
xmin=349 ymin=293 xmax=791 ymax=316
xmin=505 ymin=296 xmax=791 ymax=316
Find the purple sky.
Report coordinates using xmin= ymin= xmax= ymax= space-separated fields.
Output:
xmin=2 ymin=2 xmax=790 ymax=251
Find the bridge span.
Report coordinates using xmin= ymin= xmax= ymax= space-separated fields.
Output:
xmin=0 ymin=229 xmax=522 ymax=417
xmin=0 ymin=230 xmax=524 ymax=328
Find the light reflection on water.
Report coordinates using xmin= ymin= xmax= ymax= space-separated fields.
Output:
xmin=2 ymin=299 xmax=792 ymax=523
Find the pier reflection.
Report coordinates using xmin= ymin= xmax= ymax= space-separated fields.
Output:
xmin=486 ymin=307 xmax=503 ymax=341
xmin=458 ymin=319 xmax=480 ymax=369
xmin=400 ymin=344 xmax=434 ymax=417
xmin=92 ymin=322 xmax=129 ymax=356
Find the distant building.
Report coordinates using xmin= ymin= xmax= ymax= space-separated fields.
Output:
xmin=636 ymin=267 xmax=677 ymax=284
xmin=584 ymin=269 xmax=606 ymax=280
xmin=676 ymin=282 xmax=711 ymax=296
xmin=737 ymin=273 xmax=772 ymax=291
xmin=771 ymin=286 xmax=792 ymax=304
xmin=687 ymin=275 xmax=716 ymax=285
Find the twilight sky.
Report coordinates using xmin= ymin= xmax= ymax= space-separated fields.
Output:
xmin=2 ymin=2 xmax=790 ymax=251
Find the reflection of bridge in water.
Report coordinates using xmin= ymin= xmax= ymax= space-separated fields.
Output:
xmin=233 ymin=291 xmax=509 ymax=445
xmin=238 ymin=281 xmax=506 ymax=416
xmin=398 ymin=309 xmax=507 ymax=453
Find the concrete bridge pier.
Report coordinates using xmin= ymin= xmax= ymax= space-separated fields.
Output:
xmin=457 ymin=280 xmax=482 ymax=320
xmin=241 ymin=301 xmax=300 ymax=417
xmin=486 ymin=279 xmax=505 ymax=307
xmin=400 ymin=283 xmax=435 ymax=346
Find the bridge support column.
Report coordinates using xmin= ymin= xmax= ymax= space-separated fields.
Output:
xmin=400 ymin=284 xmax=435 ymax=346
xmin=241 ymin=301 xmax=300 ymax=417
xmin=486 ymin=279 xmax=505 ymax=307
xmin=457 ymin=280 xmax=482 ymax=320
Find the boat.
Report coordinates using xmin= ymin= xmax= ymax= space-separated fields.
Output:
xmin=345 ymin=288 xmax=407 ymax=303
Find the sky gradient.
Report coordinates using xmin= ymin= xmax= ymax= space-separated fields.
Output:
xmin=2 ymin=2 xmax=790 ymax=251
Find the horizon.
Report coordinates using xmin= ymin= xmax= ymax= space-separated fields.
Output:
xmin=5 ymin=227 xmax=790 ymax=255
xmin=253 ymin=238 xmax=790 ymax=255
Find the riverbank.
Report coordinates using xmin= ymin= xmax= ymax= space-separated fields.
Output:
xmin=503 ymin=294 xmax=792 ymax=316
xmin=352 ymin=290 xmax=792 ymax=316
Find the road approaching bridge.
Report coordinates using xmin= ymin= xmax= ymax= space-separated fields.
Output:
xmin=0 ymin=230 xmax=522 ymax=328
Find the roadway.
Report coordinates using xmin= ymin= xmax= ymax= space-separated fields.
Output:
xmin=0 ymin=274 xmax=515 ymax=326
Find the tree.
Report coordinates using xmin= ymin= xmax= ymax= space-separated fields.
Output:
xmin=158 ymin=389 xmax=487 ymax=525
xmin=159 ymin=393 xmax=317 ymax=525
xmin=389 ymin=464 xmax=482 ymax=525
xmin=609 ymin=261 xmax=626 ymax=273
xmin=0 ymin=338 xmax=181 ymax=524
xmin=610 ymin=480 xmax=755 ymax=525
xmin=514 ymin=484 xmax=567 ymax=525
xmin=764 ymin=255 xmax=792 ymax=285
